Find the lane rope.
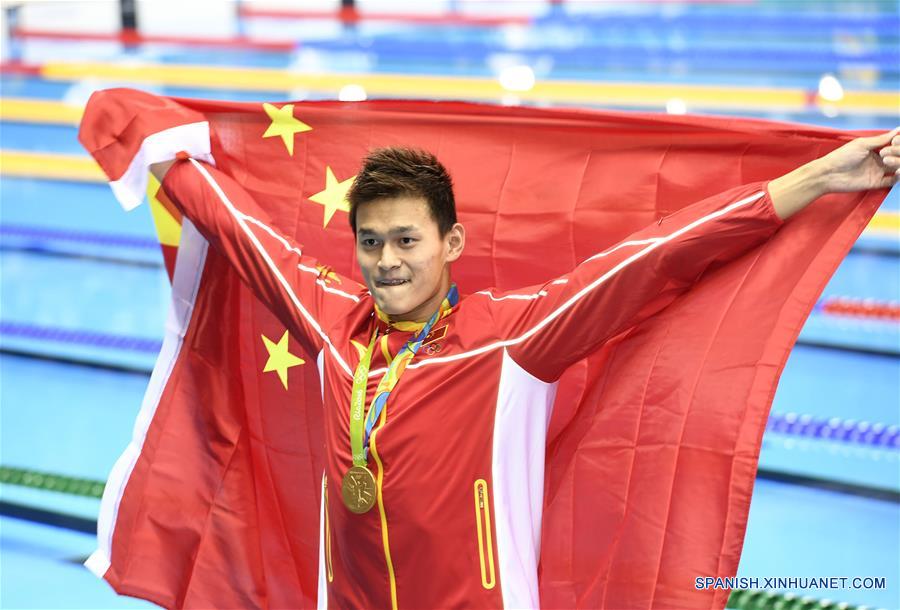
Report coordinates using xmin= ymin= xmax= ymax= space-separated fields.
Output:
xmin=727 ymin=588 xmax=880 ymax=610
xmin=767 ymin=412 xmax=899 ymax=449
xmin=0 ymin=466 xmax=104 ymax=498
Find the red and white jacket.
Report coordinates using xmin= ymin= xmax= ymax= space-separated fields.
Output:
xmin=160 ymin=158 xmax=783 ymax=609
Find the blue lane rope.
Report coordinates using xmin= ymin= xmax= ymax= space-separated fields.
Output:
xmin=1 ymin=224 xmax=160 ymax=250
xmin=299 ymin=38 xmax=899 ymax=72
xmin=767 ymin=412 xmax=900 ymax=450
xmin=0 ymin=322 xmax=162 ymax=353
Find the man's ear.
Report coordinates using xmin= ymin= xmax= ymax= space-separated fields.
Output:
xmin=445 ymin=222 xmax=466 ymax=262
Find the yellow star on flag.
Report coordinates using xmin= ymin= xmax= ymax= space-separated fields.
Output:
xmin=261 ymin=330 xmax=305 ymax=390
xmin=309 ymin=166 xmax=356 ymax=227
xmin=262 ymin=103 xmax=312 ymax=156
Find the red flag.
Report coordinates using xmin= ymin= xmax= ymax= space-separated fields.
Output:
xmin=78 ymin=88 xmax=886 ymax=609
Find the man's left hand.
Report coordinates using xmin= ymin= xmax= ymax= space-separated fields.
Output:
xmin=818 ymin=129 xmax=900 ymax=193
xmin=769 ymin=128 xmax=898 ymax=220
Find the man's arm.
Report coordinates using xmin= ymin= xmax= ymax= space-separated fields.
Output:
xmin=153 ymin=157 xmax=365 ymax=361
xmin=769 ymin=129 xmax=899 ymax=220
xmin=484 ymin=130 xmax=899 ymax=382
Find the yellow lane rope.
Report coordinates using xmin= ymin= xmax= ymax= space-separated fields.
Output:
xmin=0 ymin=97 xmax=84 ymax=125
xmin=866 ymin=211 xmax=899 ymax=235
xmin=11 ymin=61 xmax=896 ymax=114
xmin=0 ymin=150 xmax=105 ymax=182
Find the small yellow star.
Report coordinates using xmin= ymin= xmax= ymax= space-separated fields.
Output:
xmin=262 ymin=103 xmax=312 ymax=156
xmin=261 ymin=330 xmax=305 ymax=390
xmin=309 ymin=166 xmax=356 ymax=227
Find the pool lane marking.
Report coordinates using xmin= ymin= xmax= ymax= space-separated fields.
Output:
xmin=0 ymin=150 xmax=104 ymax=182
xmin=0 ymin=98 xmax=83 ymax=125
xmin=1 ymin=61 xmax=893 ymax=114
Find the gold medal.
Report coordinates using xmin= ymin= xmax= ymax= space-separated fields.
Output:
xmin=341 ymin=465 xmax=377 ymax=514
xmin=342 ymin=286 xmax=458 ymax=516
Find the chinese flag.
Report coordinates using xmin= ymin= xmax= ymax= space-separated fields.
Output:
xmin=78 ymin=89 xmax=886 ymax=609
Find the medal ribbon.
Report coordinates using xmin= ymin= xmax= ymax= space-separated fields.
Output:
xmin=349 ymin=283 xmax=459 ymax=466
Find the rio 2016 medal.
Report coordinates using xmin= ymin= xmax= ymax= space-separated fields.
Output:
xmin=342 ymin=465 xmax=377 ymax=514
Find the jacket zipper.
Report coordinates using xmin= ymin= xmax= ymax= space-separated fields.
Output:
xmin=473 ymin=479 xmax=496 ymax=589
xmin=324 ymin=476 xmax=334 ymax=582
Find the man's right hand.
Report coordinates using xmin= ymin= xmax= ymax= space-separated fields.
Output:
xmin=150 ymin=159 xmax=176 ymax=182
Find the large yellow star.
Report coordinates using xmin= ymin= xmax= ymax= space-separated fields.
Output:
xmin=261 ymin=330 xmax=305 ymax=390
xmin=309 ymin=166 xmax=356 ymax=227
xmin=262 ymin=103 xmax=312 ymax=156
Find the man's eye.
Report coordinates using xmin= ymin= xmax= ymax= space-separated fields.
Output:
xmin=361 ymin=239 xmax=378 ymax=247
xmin=400 ymin=237 xmax=416 ymax=246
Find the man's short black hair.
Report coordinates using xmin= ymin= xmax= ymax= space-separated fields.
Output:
xmin=348 ymin=146 xmax=457 ymax=236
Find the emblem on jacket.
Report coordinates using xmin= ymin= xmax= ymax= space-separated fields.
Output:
xmin=315 ymin=264 xmax=342 ymax=284
xmin=422 ymin=324 xmax=448 ymax=354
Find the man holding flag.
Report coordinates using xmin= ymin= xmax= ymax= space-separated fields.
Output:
xmin=79 ymin=88 xmax=896 ymax=609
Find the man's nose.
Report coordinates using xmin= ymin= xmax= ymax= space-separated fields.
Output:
xmin=377 ymin=244 xmax=401 ymax=270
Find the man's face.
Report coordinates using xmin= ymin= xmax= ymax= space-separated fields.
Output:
xmin=355 ymin=195 xmax=464 ymax=322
